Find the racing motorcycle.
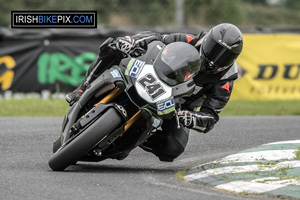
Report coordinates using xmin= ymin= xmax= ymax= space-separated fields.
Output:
xmin=48 ymin=41 xmax=201 ymax=171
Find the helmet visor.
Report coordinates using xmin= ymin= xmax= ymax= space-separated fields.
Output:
xmin=202 ymin=33 xmax=239 ymax=68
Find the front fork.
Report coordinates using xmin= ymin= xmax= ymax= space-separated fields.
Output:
xmin=94 ymin=87 xmax=142 ymax=134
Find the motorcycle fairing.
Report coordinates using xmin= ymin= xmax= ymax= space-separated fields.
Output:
xmin=135 ymin=64 xmax=173 ymax=103
xmin=60 ymin=67 xmax=126 ymax=144
xmin=119 ymin=41 xmax=196 ymax=117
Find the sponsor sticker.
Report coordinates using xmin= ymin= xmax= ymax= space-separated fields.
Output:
xmin=152 ymin=118 xmax=161 ymax=128
xmin=125 ymin=58 xmax=145 ymax=78
xmin=110 ymin=69 xmax=121 ymax=78
xmin=156 ymin=97 xmax=175 ymax=115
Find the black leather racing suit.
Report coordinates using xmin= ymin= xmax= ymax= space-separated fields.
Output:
xmin=83 ymin=31 xmax=239 ymax=161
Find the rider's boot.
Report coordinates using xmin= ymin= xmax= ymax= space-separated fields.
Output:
xmin=65 ymin=82 xmax=87 ymax=106
xmin=65 ymin=56 xmax=103 ymax=106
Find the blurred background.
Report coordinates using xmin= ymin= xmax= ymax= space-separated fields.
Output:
xmin=1 ymin=0 xmax=300 ymax=116
xmin=1 ymin=0 xmax=300 ymax=29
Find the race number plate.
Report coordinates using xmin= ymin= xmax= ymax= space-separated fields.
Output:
xmin=135 ymin=64 xmax=172 ymax=103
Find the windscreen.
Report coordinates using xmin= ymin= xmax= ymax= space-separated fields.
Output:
xmin=154 ymin=42 xmax=201 ymax=86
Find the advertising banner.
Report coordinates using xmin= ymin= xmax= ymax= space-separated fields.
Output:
xmin=0 ymin=37 xmax=101 ymax=93
xmin=233 ymin=34 xmax=300 ymax=100
xmin=1 ymin=30 xmax=300 ymax=100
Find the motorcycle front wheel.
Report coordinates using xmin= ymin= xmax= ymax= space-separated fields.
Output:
xmin=48 ymin=107 xmax=123 ymax=171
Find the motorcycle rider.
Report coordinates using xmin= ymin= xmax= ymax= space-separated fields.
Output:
xmin=65 ymin=23 xmax=243 ymax=162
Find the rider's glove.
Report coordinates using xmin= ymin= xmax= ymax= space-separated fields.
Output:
xmin=116 ymin=36 xmax=136 ymax=55
xmin=178 ymin=110 xmax=215 ymax=133
xmin=178 ymin=110 xmax=193 ymax=128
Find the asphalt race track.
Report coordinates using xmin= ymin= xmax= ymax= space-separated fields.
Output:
xmin=1 ymin=116 xmax=299 ymax=200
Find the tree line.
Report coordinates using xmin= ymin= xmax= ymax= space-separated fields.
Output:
xmin=1 ymin=0 xmax=300 ymax=28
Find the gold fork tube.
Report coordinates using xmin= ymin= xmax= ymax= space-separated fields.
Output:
xmin=94 ymin=87 xmax=142 ymax=134
xmin=124 ymin=110 xmax=142 ymax=133
xmin=94 ymin=87 xmax=122 ymax=106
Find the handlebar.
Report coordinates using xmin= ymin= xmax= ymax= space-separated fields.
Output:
xmin=108 ymin=42 xmax=147 ymax=58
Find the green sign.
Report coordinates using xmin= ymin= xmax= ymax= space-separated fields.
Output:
xmin=38 ymin=52 xmax=96 ymax=86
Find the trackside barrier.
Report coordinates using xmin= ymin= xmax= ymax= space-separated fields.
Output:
xmin=1 ymin=29 xmax=300 ymax=99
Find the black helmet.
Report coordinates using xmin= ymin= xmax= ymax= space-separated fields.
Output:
xmin=200 ymin=23 xmax=243 ymax=73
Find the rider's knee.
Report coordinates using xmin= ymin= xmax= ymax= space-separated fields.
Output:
xmin=158 ymin=135 xmax=185 ymax=162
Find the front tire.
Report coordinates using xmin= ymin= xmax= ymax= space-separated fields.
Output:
xmin=48 ymin=108 xmax=123 ymax=171
xmin=53 ymin=138 xmax=61 ymax=153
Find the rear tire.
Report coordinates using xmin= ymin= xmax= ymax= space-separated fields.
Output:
xmin=48 ymin=108 xmax=123 ymax=171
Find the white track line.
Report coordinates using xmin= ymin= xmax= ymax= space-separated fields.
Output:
xmin=263 ymin=140 xmax=300 ymax=145
xmin=185 ymin=160 xmax=300 ymax=181
xmin=219 ymin=150 xmax=296 ymax=164
xmin=215 ymin=177 xmax=300 ymax=194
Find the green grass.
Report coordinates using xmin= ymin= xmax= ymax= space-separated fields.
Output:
xmin=0 ymin=98 xmax=69 ymax=116
xmin=221 ymin=100 xmax=300 ymax=116
xmin=176 ymin=167 xmax=190 ymax=181
xmin=295 ymin=147 xmax=300 ymax=160
xmin=0 ymin=99 xmax=300 ymax=117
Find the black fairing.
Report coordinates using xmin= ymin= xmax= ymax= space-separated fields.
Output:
xmin=60 ymin=67 xmax=125 ymax=144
